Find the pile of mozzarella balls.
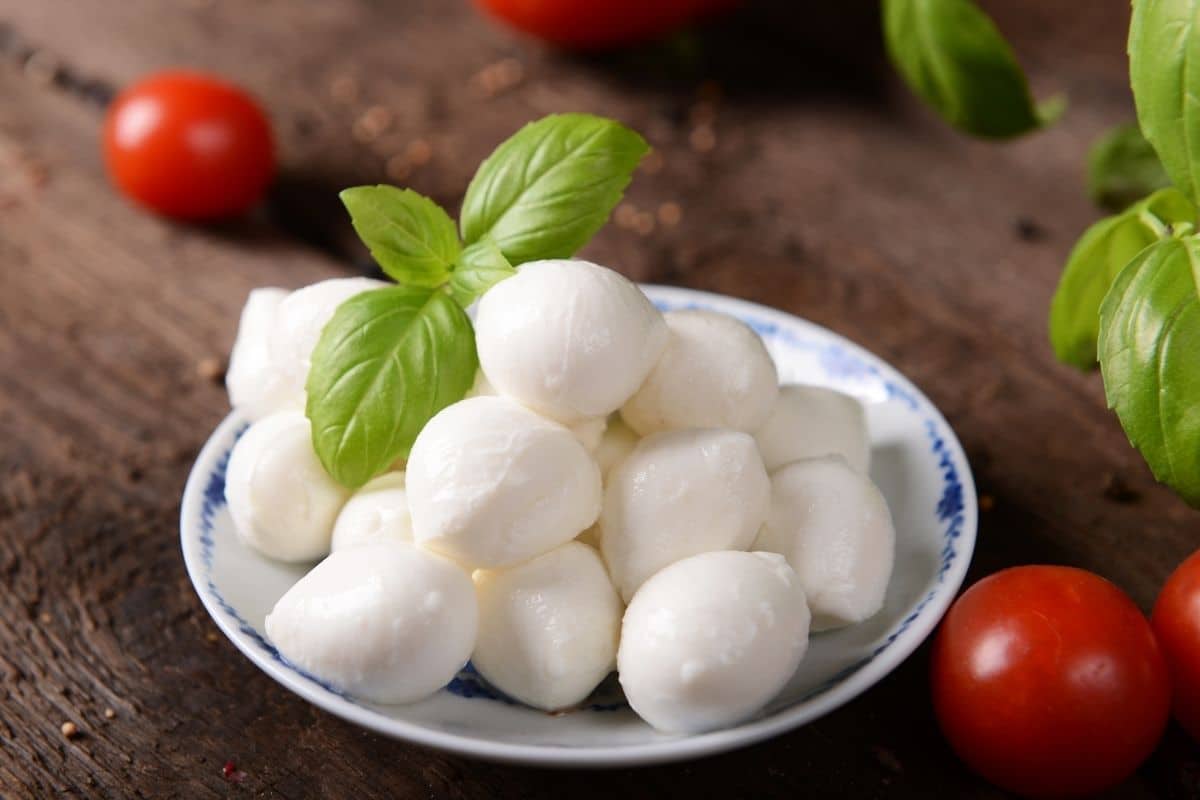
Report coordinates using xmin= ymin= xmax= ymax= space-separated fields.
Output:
xmin=223 ymin=260 xmax=895 ymax=734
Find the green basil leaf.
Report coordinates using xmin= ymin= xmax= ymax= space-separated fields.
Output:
xmin=1049 ymin=188 xmax=1195 ymax=369
xmin=459 ymin=113 xmax=649 ymax=263
xmin=306 ymin=286 xmax=477 ymax=488
xmin=340 ymin=186 xmax=460 ymax=288
xmin=1130 ymin=0 xmax=1200 ymax=207
xmin=882 ymin=0 xmax=1061 ymax=139
xmin=1099 ymin=235 xmax=1200 ymax=506
xmin=448 ymin=237 xmax=516 ymax=308
xmin=1087 ymin=123 xmax=1173 ymax=212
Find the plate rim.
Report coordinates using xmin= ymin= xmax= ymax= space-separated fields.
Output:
xmin=180 ymin=284 xmax=978 ymax=767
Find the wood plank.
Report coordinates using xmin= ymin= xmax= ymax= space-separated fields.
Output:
xmin=1 ymin=1 xmax=1197 ymax=797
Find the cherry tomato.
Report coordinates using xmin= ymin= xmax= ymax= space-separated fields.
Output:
xmin=104 ymin=70 xmax=274 ymax=220
xmin=1153 ymin=549 xmax=1200 ymax=742
xmin=474 ymin=0 xmax=739 ymax=49
xmin=931 ymin=566 xmax=1170 ymax=798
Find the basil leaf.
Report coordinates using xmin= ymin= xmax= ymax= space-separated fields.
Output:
xmin=1087 ymin=123 xmax=1173 ymax=212
xmin=1130 ymin=0 xmax=1200 ymax=206
xmin=882 ymin=0 xmax=1061 ymax=139
xmin=340 ymin=186 xmax=460 ymax=288
xmin=306 ymin=286 xmax=477 ymax=488
xmin=1099 ymin=236 xmax=1200 ymax=506
xmin=448 ymin=237 xmax=516 ymax=308
xmin=1049 ymin=188 xmax=1195 ymax=369
xmin=459 ymin=113 xmax=649 ymax=263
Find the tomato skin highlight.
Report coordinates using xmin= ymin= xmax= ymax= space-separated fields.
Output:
xmin=103 ymin=70 xmax=275 ymax=220
xmin=1152 ymin=549 xmax=1200 ymax=742
xmin=473 ymin=0 xmax=739 ymax=49
xmin=931 ymin=566 xmax=1170 ymax=798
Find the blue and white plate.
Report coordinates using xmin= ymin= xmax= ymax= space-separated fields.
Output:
xmin=180 ymin=285 xmax=977 ymax=767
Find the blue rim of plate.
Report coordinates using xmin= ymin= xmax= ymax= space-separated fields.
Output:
xmin=180 ymin=284 xmax=977 ymax=766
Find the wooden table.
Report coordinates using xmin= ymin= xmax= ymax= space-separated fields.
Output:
xmin=2 ymin=1 xmax=1197 ymax=796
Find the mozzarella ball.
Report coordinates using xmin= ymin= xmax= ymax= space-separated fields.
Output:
xmin=621 ymin=310 xmax=779 ymax=435
xmin=225 ymin=411 xmax=349 ymax=562
xmin=618 ymin=551 xmax=810 ymax=734
xmin=474 ymin=259 xmax=668 ymax=424
xmin=266 ymin=541 xmax=477 ymax=704
xmin=331 ymin=472 xmax=413 ymax=552
xmin=756 ymin=456 xmax=895 ymax=630
xmin=407 ymin=396 xmax=602 ymax=568
xmin=754 ymin=384 xmax=870 ymax=473
xmin=601 ymin=429 xmax=770 ymax=602
xmin=593 ymin=416 xmax=639 ymax=477
xmin=268 ymin=277 xmax=388 ymax=402
xmin=472 ymin=542 xmax=622 ymax=710
xmin=226 ymin=288 xmax=304 ymax=420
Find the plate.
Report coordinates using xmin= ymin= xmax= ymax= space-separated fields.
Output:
xmin=180 ymin=284 xmax=977 ymax=767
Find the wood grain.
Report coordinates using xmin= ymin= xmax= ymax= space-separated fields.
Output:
xmin=1 ymin=1 xmax=1198 ymax=797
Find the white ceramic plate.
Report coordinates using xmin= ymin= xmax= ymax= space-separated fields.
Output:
xmin=181 ymin=285 xmax=977 ymax=767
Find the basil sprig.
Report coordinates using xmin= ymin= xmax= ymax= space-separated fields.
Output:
xmin=306 ymin=114 xmax=648 ymax=487
xmin=460 ymin=113 xmax=649 ymax=263
xmin=1129 ymin=0 xmax=1200 ymax=207
xmin=1098 ymin=234 xmax=1200 ymax=506
xmin=1049 ymin=188 xmax=1195 ymax=369
xmin=881 ymin=0 xmax=1063 ymax=139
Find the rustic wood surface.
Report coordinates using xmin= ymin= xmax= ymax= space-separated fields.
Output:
xmin=1 ymin=0 xmax=1198 ymax=797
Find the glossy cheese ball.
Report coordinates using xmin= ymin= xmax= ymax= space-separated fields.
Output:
xmin=474 ymin=259 xmax=668 ymax=424
xmin=406 ymin=396 xmax=602 ymax=568
xmin=754 ymin=384 xmax=870 ymax=473
xmin=473 ymin=542 xmax=622 ymax=710
xmin=225 ymin=286 xmax=300 ymax=421
xmin=266 ymin=541 xmax=477 ymax=704
xmin=225 ymin=411 xmax=349 ymax=562
xmin=621 ymin=309 xmax=778 ymax=435
xmin=757 ymin=456 xmax=895 ymax=630
xmin=601 ymin=428 xmax=769 ymax=602
xmin=618 ymin=551 xmax=810 ymax=734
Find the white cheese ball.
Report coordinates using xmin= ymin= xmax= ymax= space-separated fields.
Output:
xmin=407 ymin=396 xmax=602 ymax=568
xmin=474 ymin=259 xmax=668 ymax=424
xmin=618 ymin=551 xmax=810 ymax=734
xmin=225 ymin=411 xmax=349 ymax=562
xmin=754 ymin=384 xmax=870 ymax=473
xmin=601 ymin=429 xmax=770 ymax=602
xmin=268 ymin=277 xmax=388 ymax=403
xmin=621 ymin=309 xmax=779 ymax=435
xmin=331 ymin=472 xmax=413 ymax=552
xmin=225 ymin=287 xmax=303 ymax=420
xmin=266 ymin=541 xmax=477 ymax=704
xmin=756 ymin=456 xmax=895 ymax=630
xmin=472 ymin=542 xmax=622 ymax=710
xmin=593 ymin=416 xmax=639 ymax=477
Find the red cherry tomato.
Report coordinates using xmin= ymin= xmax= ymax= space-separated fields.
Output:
xmin=473 ymin=0 xmax=739 ymax=49
xmin=931 ymin=566 xmax=1170 ymax=798
xmin=1153 ymin=549 xmax=1200 ymax=742
xmin=104 ymin=70 xmax=274 ymax=220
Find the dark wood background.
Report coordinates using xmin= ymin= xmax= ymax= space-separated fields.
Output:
xmin=2 ymin=0 xmax=1198 ymax=797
